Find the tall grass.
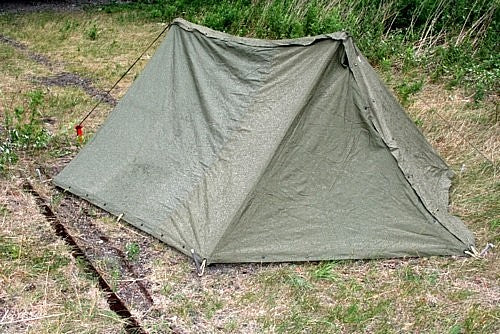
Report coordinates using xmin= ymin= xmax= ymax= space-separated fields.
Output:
xmin=100 ymin=0 xmax=498 ymax=100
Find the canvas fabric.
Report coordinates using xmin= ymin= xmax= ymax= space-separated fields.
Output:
xmin=54 ymin=19 xmax=474 ymax=264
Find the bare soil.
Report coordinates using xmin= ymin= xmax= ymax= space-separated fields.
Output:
xmin=37 ymin=72 xmax=116 ymax=105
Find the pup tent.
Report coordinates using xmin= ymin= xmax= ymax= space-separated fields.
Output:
xmin=54 ymin=18 xmax=474 ymax=264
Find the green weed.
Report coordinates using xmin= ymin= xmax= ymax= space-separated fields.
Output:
xmin=125 ymin=241 xmax=140 ymax=261
xmin=0 ymin=237 xmax=21 ymax=260
xmin=60 ymin=19 xmax=79 ymax=33
xmin=328 ymin=300 xmax=391 ymax=330
xmin=224 ymin=318 xmax=238 ymax=332
xmin=170 ymin=293 xmax=196 ymax=320
xmin=75 ymin=256 xmax=99 ymax=282
xmin=31 ymin=251 xmax=71 ymax=274
xmin=286 ymin=273 xmax=312 ymax=291
xmin=160 ymin=283 xmax=172 ymax=296
xmin=201 ymin=295 xmax=224 ymax=319
xmin=109 ymin=264 xmax=121 ymax=292
xmin=397 ymin=79 xmax=424 ymax=106
xmin=449 ymin=323 xmax=463 ymax=334
xmin=401 ymin=266 xmax=422 ymax=282
xmin=490 ymin=219 xmax=499 ymax=231
xmin=86 ymin=23 xmax=99 ymax=40
xmin=312 ymin=261 xmax=338 ymax=281
xmin=450 ymin=289 xmax=475 ymax=302
xmin=0 ymin=145 xmax=18 ymax=172
xmin=414 ymin=117 xmax=424 ymax=127
xmin=0 ymin=90 xmax=51 ymax=173
xmin=239 ymin=291 xmax=258 ymax=304
xmin=59 ymin=19 xmax=79 ymax=40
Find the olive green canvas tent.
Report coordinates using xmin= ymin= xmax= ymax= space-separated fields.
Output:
xmin=54 ymin=19 xmax=474 ymax=264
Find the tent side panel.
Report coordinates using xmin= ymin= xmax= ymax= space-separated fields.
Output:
xmin=344 ymin=40 xmax=474 ymax=248
xmin=54 ymin=25 xmax=271 ymax=256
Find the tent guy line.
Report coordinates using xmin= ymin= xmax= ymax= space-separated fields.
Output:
xmin=76 ymin=22 xmax=172 ymax=136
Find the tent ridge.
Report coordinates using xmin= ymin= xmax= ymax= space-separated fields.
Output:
xmin=171 ymin=18 xmax=349 ymax=48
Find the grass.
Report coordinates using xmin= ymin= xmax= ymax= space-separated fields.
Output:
xmin=0 ymin=180 xmax=124 ymax=333
xmin=0 ymin=1 xmax=498 ymax=333
xmin=0 ymin=90 xmax=52 ymax=173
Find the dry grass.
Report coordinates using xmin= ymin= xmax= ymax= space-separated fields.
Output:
xmin=409 ymin=84 xmax=498 ymax=166
xmin=0 ymin=179 xmax=124 ymax=333
xmin=408 ymin=84 xmax=499 ymax=246
xmin=0 ymin=9 xmax=498 ymax=334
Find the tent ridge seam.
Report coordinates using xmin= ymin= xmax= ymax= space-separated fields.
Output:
xmin=171 ymin=18 xmax=349 ymax=49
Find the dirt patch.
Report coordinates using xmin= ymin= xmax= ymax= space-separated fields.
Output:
xmin=0 ymin=34 xmax=54 ymax=69
xmin=37 ymin=72 xmax=117 ymax=105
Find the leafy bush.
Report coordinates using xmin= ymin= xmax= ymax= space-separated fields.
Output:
xmin=0 ymin=90 xmax=51 ymax=173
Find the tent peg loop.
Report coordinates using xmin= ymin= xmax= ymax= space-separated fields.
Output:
xmin=190 ymin=249 xmax=207 ymax=276
xmin=480 ymin=243 xmax=494 ymax=257
xmin=465 ymin=243 xmax=494 ymax=259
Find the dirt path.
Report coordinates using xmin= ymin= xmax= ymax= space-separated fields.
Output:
xmin=0 ymin=34 xmax=53 ymax=68
xmin=38 ymin=72 xmax=117 ymax=105
xmin=0 ymin=33 xmax=117 ymax=105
